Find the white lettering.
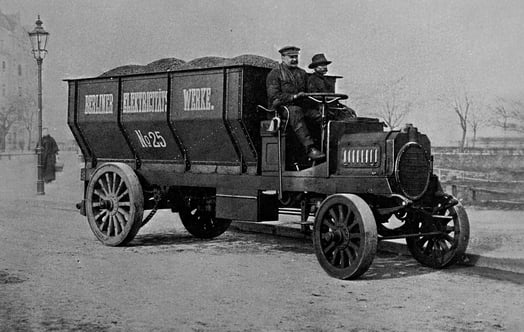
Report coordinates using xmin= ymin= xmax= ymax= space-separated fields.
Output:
xmin=135 ymin=130 xmax=150 ymax=148
xmin=135 ymin=129 xmax=167 ymax=149
xmin=123 ymin=90 xmax=167 ymax=113
xmin=84 ymin=94 xmax=114 ymax=114
xmin=182 ymin=87 xmax=214 ymax=111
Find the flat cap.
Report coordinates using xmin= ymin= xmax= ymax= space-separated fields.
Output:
xmin=278 ymin=46 xmax=300 ymax=56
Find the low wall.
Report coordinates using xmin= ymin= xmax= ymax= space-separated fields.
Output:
xmin=433 ymin=150 xmax=524 ymax=209
xmin=443 ymin=183 xmax=524 ymax=209
xmin=433 ymin=152 xmax=524 ymax=173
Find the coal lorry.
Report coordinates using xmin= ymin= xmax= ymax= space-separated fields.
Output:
xmin=67 ymin=55 xmax=469 ymax=279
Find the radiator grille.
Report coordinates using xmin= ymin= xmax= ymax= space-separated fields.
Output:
xmin=395 ymin=143 xmax=431 ymax=199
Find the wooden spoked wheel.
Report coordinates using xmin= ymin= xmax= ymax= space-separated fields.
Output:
xmin=179 ymin=202 xmax=231 ymax=239
xmin=406 ymin=202 xmax=470 ymax=268
xmin=86 ymin=163 xmax=144 ymax=246
xmin=313 ymin=194 xmax=377 ymax=279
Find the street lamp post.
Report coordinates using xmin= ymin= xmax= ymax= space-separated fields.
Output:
xmin=28 ymin=15 xmax=49 ymax=195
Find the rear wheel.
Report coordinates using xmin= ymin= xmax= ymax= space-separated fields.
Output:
xmin=406 ymin=202 xmax=470 ymax=268
xmin=85 ymin=163 xmax=144 ymax=246
xmin=179 ymin=197 xmax=231 ymax=239
xmin=313 ymin=194 xmax=377 ymax=279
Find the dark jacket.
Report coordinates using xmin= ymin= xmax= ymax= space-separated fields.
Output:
xmin=307 ymin=72 xmax=334 ymax=93
xmin=307 ymin=72 xmax=356 ymax=119
xmin=42 ymin=134 xmax=59 ymax=182
xmin=266 ymin=63 xmax=308 ymax=107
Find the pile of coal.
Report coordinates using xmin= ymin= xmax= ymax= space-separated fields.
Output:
xmin=177 ymin=56 xmax=227 ymax=70
xmin=226 ymin=54 xmax=278 ymax=68
xmin=99 ymin=64 xmax=146 ymax=77
xmin=99 ymin=54 xmax=278 ymax=77
xmin=143 ymin=57 xmax=187 ymax=72
xmin=177 ymin=54 xmax=278 ymax=70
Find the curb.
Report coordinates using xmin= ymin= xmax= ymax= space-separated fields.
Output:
xmin=230 ymin=221 xmax=524 ymax=275
xmin=14 ymin=198 xmax=79 ymax=212
xmin=461 ymin=254 xmax=524 ymax=275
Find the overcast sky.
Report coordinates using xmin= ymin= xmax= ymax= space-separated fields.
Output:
xmin=1 ymin=0 xmax=522 ymax=145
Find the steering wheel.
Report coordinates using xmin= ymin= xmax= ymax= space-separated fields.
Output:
xmin=301 ymin=93 xmax=349 ymax=154
xmin=303 ymin=92 xmax=348 ymax=105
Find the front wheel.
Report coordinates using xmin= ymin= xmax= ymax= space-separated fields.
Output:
xmin=406 ymin=202 xmax=470 ymax=268
xmin=313 ymin=194 xmax=377 ymax=279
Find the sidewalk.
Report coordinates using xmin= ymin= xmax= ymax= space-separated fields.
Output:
xmin=1 ymin=152 xmax=523 ymax=275
xmin=0 ymin=152 xmax=82 ymax=209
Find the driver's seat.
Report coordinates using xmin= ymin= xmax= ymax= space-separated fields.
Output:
xmin=257 ymin=104 xmax=317 ymax=171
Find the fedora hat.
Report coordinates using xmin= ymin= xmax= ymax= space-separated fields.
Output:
xmin=308 ymin=53 xmax=332 ymax=69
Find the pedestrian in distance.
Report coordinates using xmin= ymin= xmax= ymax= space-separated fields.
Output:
xmin=41 ymin=128 xmax=59 ymax=183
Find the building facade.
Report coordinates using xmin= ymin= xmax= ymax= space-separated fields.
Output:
xmin=0 ymin=10 xmax=38 ymax=152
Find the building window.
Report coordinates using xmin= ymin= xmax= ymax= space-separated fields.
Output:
xmin=18 ymin=64 xmax=22 ymax=76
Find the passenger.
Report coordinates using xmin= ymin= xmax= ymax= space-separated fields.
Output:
xmin=307 ymin=53 xmax=357 ymax=120
xmin=266 ymin=46 xmax=325 ymax=160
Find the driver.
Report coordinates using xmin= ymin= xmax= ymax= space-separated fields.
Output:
xmin=307 ymin=53 xmax=357 ymax=120
xmin=266 ymin=46 xmax=325 ymax=160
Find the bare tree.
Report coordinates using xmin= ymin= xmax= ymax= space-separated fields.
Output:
xmin=490 ymin=97 xmax=513 ymax=135
xmin=17 ymin=95 xmax=37 ymax=151
xmin=0 ymin=93 xmax=37 ymax=151
xmin=0 ymin=107 xmax=19 ymax=152
xmin=488 ymin=97 xmax=524 ymax=148
xmin=351 ymin=76 xmax=413 ymax=129
xmin=467 ymin=103 xmax=489 ymax=148
xmin=507 ymin=99 xmax=524 ymax=133
xmin=439 ymin=88 xmax=472 ymax=152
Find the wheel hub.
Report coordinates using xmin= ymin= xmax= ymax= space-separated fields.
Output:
xmin=328 ymin=225 xmax=350 ymax=249
xmin=101 ymin=196 xmax=118 ymax=215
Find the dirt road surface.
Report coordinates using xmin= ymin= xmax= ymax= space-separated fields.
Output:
xmin=1 ymin=197 xmax=523 ymax=331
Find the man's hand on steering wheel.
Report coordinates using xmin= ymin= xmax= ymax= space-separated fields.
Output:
xmin=293 ymin=92 xmax=307 ymax=100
